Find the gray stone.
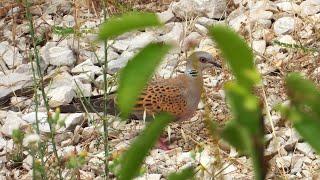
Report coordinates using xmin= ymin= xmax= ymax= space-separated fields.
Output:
xmin=73 ymin=72 xmax=95 ymax=84
xmin=47 ymin=86 xmax=75 ymax=107
xmin=273 ymin=17 xmax=296 ymax=35
xmin=10 ymin=97 xmax=32 ymax=110
xmin=0 ymin=111 xmax=27 ymax=137
xmin=0 ymin=41 xmax=23 ymax=68
xmin=276 ymin=35 xmax=296 ymax=44
xmin=47 ymin=71 xmax=74 ymax=89
xmin=64 ymin=113 xmax=84 ymax=131
xmin=252 ymin=40 xmax=266 ymax=54
xmin=71 ymin=59 xmax=102 ymax=75
xmin=182 ymin=32 xmax=202 ymax=51
xmin=93 ymin=46 xmax=120 ymax=64
xmin=298 ymin=24 xmax=313 ymax=39
xmin=128 ymin=32 xmax=156 ymax=51
xmin=22 ymin=112 xmax=50 ymax=133
xmin=171 ymin=0 xmax=226 ymax=19
xmin=62 ymin=15 xmax=75 ymax=27
xmin=276 ymin=2 xmax=300 ymax=13
xmin=95 ymin=74 xmax=113 ymax=89
xmin=82 ymin=126 xmax=95 ymax=140
xmin=296 ymin=143 xmax=315 ymax=159
xmin=291 ymin=154 xmax=304 ymax=174
xmin=157 ymin=9 xmax=175 ymax=23
xmin=249 ymin=10 xmax=273 ymax=22
xmin=73 ymin=79 xmax=92 ymax=97
xmin=159 ymin=23 xmax=184 ymax=46
xmin=107 ymin=51 xmax=134 ymax=73
xmin=196 ymin=17 xmax=217 ymax=27
xmin=300 ymin=0 xmax=320 ymax=16
xmin=111 ymin=40 xmax=130 ymax=52
xmin=158 ymin=68 xmax=173 ymax=79
xmin=40 ymin=42 xmax=76 ymax=66
xmin=0 ymin=72 xmax=33 ymax=99
xmin=199 ymin=38 xmax=215 ymax=49
xmin=276 ymin=155 xmax=292 ymax=169
xmin=0 ymin=137 xmax=6 ymax=150
xmin=229 ymin=13 xmax=248 ymax=32
xmin=195 ymin=23 xmax=208 ymax=34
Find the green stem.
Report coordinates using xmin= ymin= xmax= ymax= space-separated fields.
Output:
xmin=24 ymin=1 xmax=62 ymax=179
xmin=29 ymin=53 xmax=47 ymax=180
xmin=101 ymin=0 xmax=110 ymax=179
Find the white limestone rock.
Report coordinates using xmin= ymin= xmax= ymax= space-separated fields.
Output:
xmin=0 ymin=41 xmax=23 ymax=68
xmin=252 ymin=40 xmax=266 ymax=54
xmin=40 ymin=42 xmax=76 ymax=66
xmin=48 ymin=85 xmax=75 ymax=107
xmin=273 ymin=17 xmax=296 ymax=35
xmin=171 ymin=0 xmax=226 ymax=19
xmin=157 ymin=9 xmax=175 ymax=23
xmin=300 ymin=0 xmax=320 ymax=16
xmin=0 ymin=111 xmax=27 ymax=137
xmin=159 ymin=23 xmax=184 ymax=46
xmin=71 ymin=59 xmax=102 ymax=75
xmin=107 ymin=51 xmax=135 ymax=74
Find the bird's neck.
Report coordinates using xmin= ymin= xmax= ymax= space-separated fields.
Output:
xmin=185 ymin=66 xmax=203 ymax=86
xmin=183 ymin=65 xmax=203 ymax=115
xmin=185 ymin=65 xmax=202 ymax=78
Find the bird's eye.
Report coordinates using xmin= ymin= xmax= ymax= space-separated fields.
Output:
xmin=199 ymin=57 xmax=207 ymax=63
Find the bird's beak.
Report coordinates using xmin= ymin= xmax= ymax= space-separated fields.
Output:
xmin=209 ymin=61 xmax=222 ymax=68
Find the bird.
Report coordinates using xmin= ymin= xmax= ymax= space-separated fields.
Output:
xmin=59 ymin=51 xmax=221 ymax=121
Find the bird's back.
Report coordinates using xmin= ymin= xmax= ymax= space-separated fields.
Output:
xmin=133 ymin=74 xmax=201 ymax=120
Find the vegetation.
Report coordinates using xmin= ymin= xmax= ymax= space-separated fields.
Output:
xmin=5 ymin=1 xmax=320 ymax=179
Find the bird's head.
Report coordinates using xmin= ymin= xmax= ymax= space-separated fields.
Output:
xmin=186 ymin=51 xmax=221 ymax=76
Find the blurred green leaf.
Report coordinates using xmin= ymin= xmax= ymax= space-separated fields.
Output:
xmin=285 ymin=107 xmax=320 ymax=153
xmin=118 ymin=113 xmax=173 ymax=180
xmin=221 ymin=120 xmax=251 ymax=154
xmin=283 ymin=73 xmax=320 ymax=153
xmin=286 ymin=73 xmax=320 ymax=118
xmin=209 ymin=25 xmax=260 ymax=89
xmin=99 ymin=12 xmax=162 ymax=40
xmin=224 ymin=82 xmax=265 ymax=180
xmin=52 ymin=26 xmax=74 ymax=37
xmin=209 ymin=26 xmax=266 ymax=179
xmin=224 ymin=82 xmax=261 ymax=134
xmin=168 ymin=166 xmax=195 ymax=180
xmin=205 ymin=119 xmax=218 ymax=137
xmin=12 ymin=129 xmax=25 ymax=144
xmin=117 ymin=43 xmax=171 ymax=118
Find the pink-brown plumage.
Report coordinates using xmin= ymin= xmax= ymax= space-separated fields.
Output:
xmin=132 ymin=51 xmax=221 ymax=121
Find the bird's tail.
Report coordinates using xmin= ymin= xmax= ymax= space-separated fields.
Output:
xmin=59 ymin=94 xmax=119 ymax=116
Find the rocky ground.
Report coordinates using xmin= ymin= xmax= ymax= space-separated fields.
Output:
xmin=0 ymin=0 xmax=320 ymax=179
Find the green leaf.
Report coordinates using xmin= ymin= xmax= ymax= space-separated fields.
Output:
xmin=283 ymin=73 xmax=320 ymax=154
xmin=99 ymin=12 xmax=162 ymax=39
xmin=286 ymin=107 xmax=320 ymax=153
xmin=209 ymin=25 xmax=266 ymax=179
xmin=52 ymin=26 xmax=74 ymax=37
xmin=224 ymin=82 xmax=266 ymax=179
xmin=118 ymin=113 xmax=173 ymax=180
xmin=12 ymin=129 xmax=25 ymax=144
xmin=117 ymin=43 xmax=171 ymax=118
xmin=221 ymin=120 xmax=251 ymax=154
xmin=286 ymin=73 xmax=320 ymax=118
xmin=224 ymin=82 xmax=261 ymax=134
xmin=168 ymin=166 xmax=195 ymax=180
xmin=209 ymin=25 xmax=260 ymax=89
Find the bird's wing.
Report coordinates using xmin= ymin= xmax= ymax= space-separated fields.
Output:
xmin=133 ymin=80 xmax=188 ymax=118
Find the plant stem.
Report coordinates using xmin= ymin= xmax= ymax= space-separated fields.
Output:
xmin=101 ymin=0 xmax=110 ymax=179
xmin=24 ymin=0 xmax=62 ymax=179
xmin=29 ymin=53 xmax=47 ymax=180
